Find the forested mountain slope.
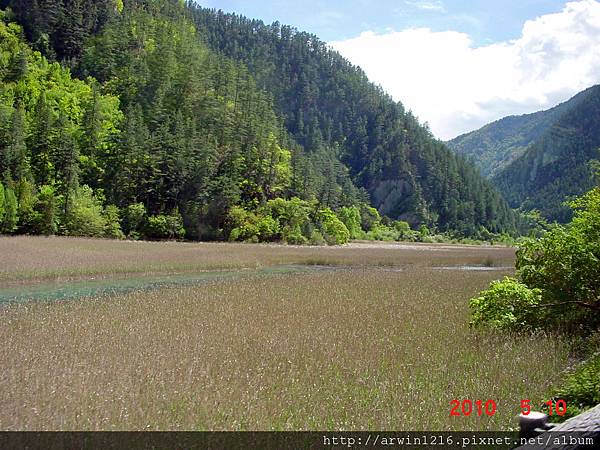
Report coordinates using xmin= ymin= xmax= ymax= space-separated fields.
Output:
xmin=188 ymin=5 xmax=518 ymax=235
xmin=0 ymin=0 xmax=520 ymax=240
xmin=492 ymin=86 xmax=600 ymax=222
xmin=447 ymin=91 xmax=587 ymax=178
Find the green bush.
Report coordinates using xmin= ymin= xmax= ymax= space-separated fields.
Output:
xmin=103 ymin=205 xmax=124 ymax=239
xmin=226 ymin=206 xmax=261 ymax=242
xmin=316 ymin=207 xmax=350 ymax=245
xmin=32 ymin=185 xmax=58 ymax=235
xmin=469 ymin=277 xmax=543 ymax=330
xmin=64 ymin=186 xmax=107 ymax=237
xmin=124 ymin=203 xmax=147 ymax=239
xmin=338 ymin=206 xmax=363 ymax=240
xmin=471 ymin=187 xmax=600 ymax=332
xmin=262 ymin=197 xmax=311 ymax=243
xmin=359 ymin=204 xmax=381 ymax=232
xmin=367 ymin=225 xmax=399 ymax=242
xmin=308 ymin=230 xmax=326 ymax=246
xmin=146 ymin=209 xmax=185 ymax=240
xmin=256 ymin=214 xmax=279 ymax=241
xmin=15 ymin=179 xmax=37 ymax=233
xmin=392 ymin=220 xmax=414 ymax=239
xmin=1 ymin=185 xmax=18 ymax=234
xmin=0 ymin=182 xmax=4 ymax=229
xmin=551 ymin=354 xmax=600 ymax=422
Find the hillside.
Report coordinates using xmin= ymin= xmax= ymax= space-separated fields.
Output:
xmin=0 ymin=0 xmax=519 ymax=240
xmin=447 ymin=94 xmax=583 ymax=178
xmin=492 ymin=86 xmax=600 ymax=222
xmin=187 ymin=6 xmax=518 ymax=235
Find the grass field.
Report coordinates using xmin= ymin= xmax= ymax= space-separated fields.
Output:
xmin=0 ymin=237 xmax=570 ymax=430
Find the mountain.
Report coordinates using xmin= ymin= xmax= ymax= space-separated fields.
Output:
xmin=447 ymin=93 xmax=584 ymax=178
xmin=492 ymin=86 xmax=600 ymax=222
xmin=188 ymin=5 xmax=518 ymax=235
xmin=0 ymin=0 xmax=519 ymax=240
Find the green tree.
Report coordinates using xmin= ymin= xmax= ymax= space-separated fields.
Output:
xmin=471 ymin=187 xmax=600 ymax=331
xmin=33 ymin=185 xmax=58 ymax=235
xmin=63 ymin=185 xmax=106 ymax=237
xmin=2 ymin=186 xmax=18 ymax=233
xmin=0 ymin=181 xmax=5 ymax=227
xmin=338 ymin=206 xmax=362 ymax=240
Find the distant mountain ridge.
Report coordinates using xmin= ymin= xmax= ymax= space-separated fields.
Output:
xmin=447 ymin=85 xmax=600 ymax=222
xmin=447 ymin=88 xmax=595 ymax=178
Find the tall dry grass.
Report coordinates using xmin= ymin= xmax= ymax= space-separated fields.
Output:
xmin=0 ymin=236 xmax=515 ymax=286
xmin=0 ymin=267 xmax=568 ymax=431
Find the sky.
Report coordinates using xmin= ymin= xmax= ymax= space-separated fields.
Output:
xmin=196 ymin=1 xmax=600 ymax=140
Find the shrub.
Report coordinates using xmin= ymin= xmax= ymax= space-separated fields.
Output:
xmin=551 ymin=354 xmax=600 ymax=422
xmin=393 ymin=220 xmax=412 ymax=238
xmin=316 ymin=207 xmax=350 ymax=245
xmin=0 ymin=182 xmax=4 ymax=229
xmin=104 ymin=205 xmax=124 ymax=239
xmin=226 ymin=206 xmax=260 ymax=242
xmin=124 ymin=203 xmax=147 ymax=239
xmin=367 ymin=225 xmax=399 ymax=242
xmin=262 ymin=197 xmax=311 ymax=243
xmin=31 ymin=185 xmax=58 ymax=235
xmin=15 ymin=178 xmax=37 ymax=233
xmin=64 ymin=186 xmax=107 ymax=237
xmin=471 ymin=187 xmax=600 ymax=332
xmin=469 ymin=277 xmax=543 ymax=330
xmin=146 ymin=209 xmax=185 ymax=240
xmin=338 ymin=206 xmax=363 ymax=240
xmin=308 ymin=230 xmax=326 ymax=246
xmin=359 ymin=204 xmax=381 ymax=232
xmin=1 ymin=185 xmax=18 ymax=234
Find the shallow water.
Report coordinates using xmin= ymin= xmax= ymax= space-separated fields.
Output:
xmin=433 ymin=265 xmax=513 ymax=271
xmin=0 ymin=265 xmax=313 ymax=304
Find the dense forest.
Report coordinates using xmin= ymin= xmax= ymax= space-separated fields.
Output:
xmin=447 ymin=94 xmax=582 ymax=178
xmin=448 ymin=86 xmax=600 ymax=222
xmin=493 ymin=86 xmax=600 ymax=222
xmin=0 ymin=0 xmax=520 ymax=242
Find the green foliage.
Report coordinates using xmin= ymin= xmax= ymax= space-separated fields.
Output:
xmin=123 ymin=203 xmax=146 ymax=239
xmin=551 ymin=354 xmax=600 ymax=422
xmin=103 ymin=205 xmax=124 ymax=239
xmin=338 ymin=206 xmax=363 ymax=240
xmin=469 ymin=277 xmax=543 ymax=330
xmin=315 ymin=207 xmax=350 ymax=245
xmin=15 ymin=178 xmax=37 ymax=232
xmin=146 ymin=209 xmax=185 ymax=240
xmin=491 ymin=87 xmax=600 ymax=222
xmin=0 ymin=182 xmax=4 ymax=226
xmin=226 ymin=206 xmax=261 ymax=243
xmin=63 ymin=185 xmax=107 ymax=237
xmin=1 ymin=185 xmax=18 ymax=233
xmin=32 ymin=184 xmax=58 ymax=235
xmin=471 ymin=187 xmax=600 ymax=331
xmin=262 ymin=197 xmax=312 ymax=244
xmin=516 ymin=188 xmax=600 ymax=330
xmin=359 ymin=205 xmax=381 ymax=232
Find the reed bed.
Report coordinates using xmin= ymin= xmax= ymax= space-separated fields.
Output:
xmin=0 ymin=236 xmax=515 ymax=286
xmin=0 ymin=251 xmax=568 ymax=430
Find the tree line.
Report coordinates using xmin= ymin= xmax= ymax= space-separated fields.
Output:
xmin=0 ymin=0 xmax=524 ymax=242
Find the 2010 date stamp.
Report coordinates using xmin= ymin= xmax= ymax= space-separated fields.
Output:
xmin=450 ymin=399 xmax=567 ymax=417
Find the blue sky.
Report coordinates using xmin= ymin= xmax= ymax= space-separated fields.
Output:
xmin=196 ymin=0 xmax=567 ymax=44
xmin=196 ymin=1 xmax=600 ymax=139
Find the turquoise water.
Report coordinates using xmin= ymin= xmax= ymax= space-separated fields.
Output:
xmin=0 ymin=265 xmax=312 ymax=305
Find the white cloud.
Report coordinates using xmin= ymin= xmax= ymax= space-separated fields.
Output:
xmin=330 ymin=0 xmax=600 ymax=140
xmin=405 ymin=0 xmax=445 ymax=12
